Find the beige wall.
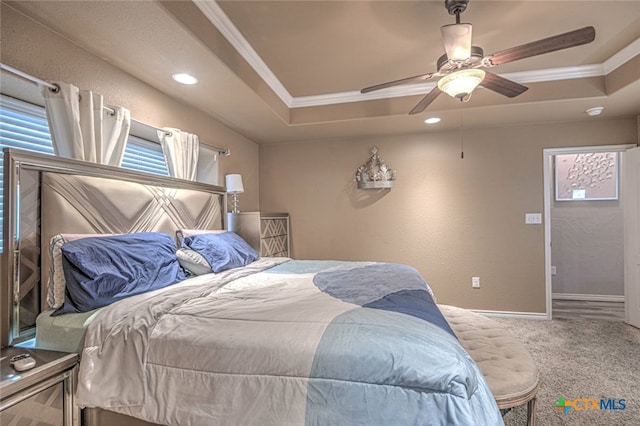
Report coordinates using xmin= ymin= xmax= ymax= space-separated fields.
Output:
xmin=0 ymin=3 xmax=259 ymax=211
xmin=259 ymin=118 xmax=638 ymax=313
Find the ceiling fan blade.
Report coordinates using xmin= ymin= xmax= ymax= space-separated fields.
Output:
xmin=487 ymin=26 xmax=595 ymax=66
xmin=361 ymin=73 xmax=435 ymax=94
xmin=480 ymin=71 xmax=528 ymax=98
xmin=409 ymin=87 xmax=442 ymax=115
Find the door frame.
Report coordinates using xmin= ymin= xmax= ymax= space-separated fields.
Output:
xmin=543 ymin=144 xmax=635 ymax=319
xmin=623 ymin=146 xmax=640 ymax=328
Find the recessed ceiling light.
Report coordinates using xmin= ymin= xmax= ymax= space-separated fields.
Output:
xmin=172 ymin=73 xmax=198 ymax=85
xmin=585 ymin=106 xmax=604 ymax=116
xmin=424 ymin=117 xmax=441 ymax=124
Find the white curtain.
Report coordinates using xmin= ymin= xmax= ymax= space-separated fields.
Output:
xmin=157 ymin=127 xmax=199 ymax=181
xmin=40 ymin=82 xmax=130 ymax=166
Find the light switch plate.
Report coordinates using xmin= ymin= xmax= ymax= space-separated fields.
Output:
xmin=525 ymin=213 xmax=542 ymax=224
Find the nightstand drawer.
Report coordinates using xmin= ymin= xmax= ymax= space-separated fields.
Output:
xmin=261 ymin=235 xmax=288 ymax=257
xmin=1 ymin=380 xmax=64 ymax=425
xmin=260 ymin=218 xmax=288 ymax=238
xmin=228 ymin=212 xmax=290 ymax=257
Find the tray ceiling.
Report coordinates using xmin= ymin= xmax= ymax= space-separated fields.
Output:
xmin=5 ymin=0 xmax=640 ymax=144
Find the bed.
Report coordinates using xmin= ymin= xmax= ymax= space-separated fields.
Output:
xmin=1 ymin=148 xmax=503 ymax=426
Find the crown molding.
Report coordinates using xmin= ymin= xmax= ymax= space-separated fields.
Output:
xmin=503 ymin=64 xmax=604 ymax=84
xmin=291 ymin=64 xmax=606 ymax=108
xmin=292 ymin=82 xmax=438 ymax=108
xmin=193 ymin=0 xmax=293 ymax=106
xmin=199 ymin=2 xmax=639 ymax=110
xmin=604 ymin=37 xmax=640 ymax=74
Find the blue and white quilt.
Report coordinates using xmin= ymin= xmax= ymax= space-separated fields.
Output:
xmin=76 ymin=258 xmax=503 ymax=426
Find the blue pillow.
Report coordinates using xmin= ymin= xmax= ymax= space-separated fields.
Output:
xmin=54 ymin=232 xmax=185 ymax=315
xmin=182 ymin=232 xmax=259 ymax=273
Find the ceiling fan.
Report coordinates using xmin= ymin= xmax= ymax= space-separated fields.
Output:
xmin=361 ymin=0 xmax=596 ymax=115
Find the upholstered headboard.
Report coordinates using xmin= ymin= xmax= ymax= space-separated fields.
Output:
xmin=1 ymin=148 xmax=226 ymax=346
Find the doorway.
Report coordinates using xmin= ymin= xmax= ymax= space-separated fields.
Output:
xmin=543 ymin=145 xmax=635 ymax=320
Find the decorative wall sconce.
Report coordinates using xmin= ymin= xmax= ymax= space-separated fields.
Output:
xmin=355 ymin=146 xmax=396 ymax=189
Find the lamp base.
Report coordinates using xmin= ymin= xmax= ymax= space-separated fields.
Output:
xmin=231 ymin=193 xmax=240 ymax=214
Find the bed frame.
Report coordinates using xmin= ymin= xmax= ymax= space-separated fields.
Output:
xmin=2 ymin=148 xmax=229 ymax=426
xmin=1 ymin=148 xmax=227 ymax=348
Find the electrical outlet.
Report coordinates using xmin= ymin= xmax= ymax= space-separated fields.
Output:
xmin=472 ymin=277 xmax=480 ymax=288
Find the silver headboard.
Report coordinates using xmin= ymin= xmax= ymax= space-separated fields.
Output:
xmin=1 ymin=148 xmax=227 ymax=346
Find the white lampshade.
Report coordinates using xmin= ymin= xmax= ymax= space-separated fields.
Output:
xmin=440 ymin=23 xmax=473 ymax=61
xmin=225 ymin=174 xmax=244 ymax=194
xmin=437 ymin=69 xmax=485 ymax=100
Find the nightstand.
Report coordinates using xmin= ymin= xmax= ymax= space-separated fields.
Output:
xmin=1 ymin=347 xmax=79 ymax=426
xmin=227 ymin=212 xmax=290 ymax=257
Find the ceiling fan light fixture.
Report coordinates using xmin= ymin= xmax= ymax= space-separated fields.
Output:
xmin=437 ymin=68 xmax=485 ymax=100
xmin=441 ymin=23 xmax=473 ymax=61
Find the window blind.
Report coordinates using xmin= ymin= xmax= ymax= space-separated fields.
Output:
xmin=122 ymin=135 xmax=168 ymax=176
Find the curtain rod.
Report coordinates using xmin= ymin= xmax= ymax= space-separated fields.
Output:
xmin=0 ymin=62 xmax=231 ymax=156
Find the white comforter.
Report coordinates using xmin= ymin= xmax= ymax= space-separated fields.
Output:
xmin=76 ymin=259 xmax=502 ymax=426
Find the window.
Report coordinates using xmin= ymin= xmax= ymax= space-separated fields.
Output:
xmin=0 ymin=94 xmax=168 ymax=251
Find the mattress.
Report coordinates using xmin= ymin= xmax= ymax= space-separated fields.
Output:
xmin=35 ymin=308 xmax=103 ymax=353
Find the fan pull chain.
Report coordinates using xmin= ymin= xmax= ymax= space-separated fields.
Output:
xmin=460 ymin=112 xmax=465 ymax=159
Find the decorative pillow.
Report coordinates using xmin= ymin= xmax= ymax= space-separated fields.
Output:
xmin=53 ymin=232 xmax=186 ymax=315
xmin=176 ymin=248 xmax=213 ymax=276
xmin=182 ymin=232 xmax=259 ymax=273
xmin=175 ymin=229 xmax=226 ymax=246
xmin=48 ymin=233 xmax=115 ymax=309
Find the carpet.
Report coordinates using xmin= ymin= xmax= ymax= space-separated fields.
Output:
xmin=493 ymin=317 xmax=640 ymax=425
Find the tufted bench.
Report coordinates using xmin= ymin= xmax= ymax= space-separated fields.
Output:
xmin=439 ymin=304 xmax=539 ymax=426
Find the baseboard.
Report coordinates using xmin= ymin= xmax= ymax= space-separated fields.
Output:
xmin=471 ymin=309 xmax=549 ymax=320
xmin=552 ymin=293 xmax=625 ymax=302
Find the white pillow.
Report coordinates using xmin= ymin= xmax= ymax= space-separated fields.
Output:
xmin=47 ymin=233 xmax=114 ymax=308
xmin=176 ymin=248 xmax=213 ymax=276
